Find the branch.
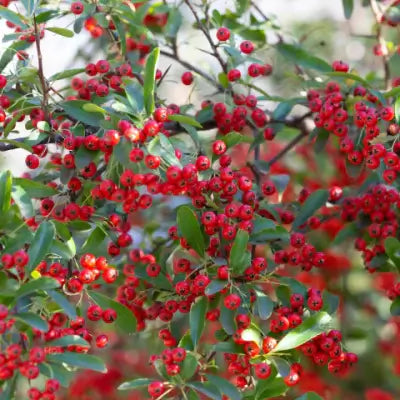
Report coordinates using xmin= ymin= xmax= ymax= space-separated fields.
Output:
xmin=267 ymin=116 xmax=311 ymax=167
xmin=160 ymin=50 xmax=223 ymax=92
xmin=370 ymin=0 xmax=391 ymax=90
xmin=183 ymin=0 xmax=227 ymax=73
xmin=33 ymin=15 xmax=50 ymax=123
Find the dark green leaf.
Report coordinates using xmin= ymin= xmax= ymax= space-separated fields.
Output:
xmin=40 ymin=362 xmax=74 ymax=388
xmin=113 ymin=17 xmax=126 ymax=55
xmin=46 ymin=352 xmax=107 ymax=373
xmin=220 ymin=305 xmax=236 ymax=335
xmin=177 ymin=206 xmax=205 ymax=256
xmin=390 ymin=297 xmax=400 ymax=316
xmin=0 ymin=40 xmax=31 ymax=73
xmin=255 ymin=377 xmax=288 ymax=400
xmin=205 ymin=279 xmax=227 ymax=295
xmin=11 ymin=185 xmax=33 ymax=218
xmin=384 ymin=237 xmax=400 ymax=272
xmin=49 ymin=68 xmax=85 ymax=81
xmin=118 ymin=378 xmax=155 ymax=391
xmin=75 ymin=146 xmax=100 ymax=169
xmin=80 ymin=226 xmax=107 ymax=254
xmin=0 ymin=6 xmax=28 ymax=28
xmin=143 ymin=47 xmax=160 ymax=115
xmin=342 ymin=0 xmax=354 ymax=19
xmin=62 ymin=100 xmax=104 ymax=127
xmin=0 ymin=139 xmax=33 ymax=152
xmin=254 ymin=290 xmax=274 ymax=320
xmin=15 ymin=277 xmax=59 ymax=299
xmin=15 ymin=312 xmax=48 ymax=331
xmin=46 ymin=27 xmax=74 ymax=37
xmin=313 ymin=128 xmax=330 ymax=152
xmin=14 ymin=178 xmax=57 ymax=198
xmin=147 ymin=134 xmax=181 ymax=167
xmin=47 ymin=290 xmax=77 ymax=319
xmin=296 ymin=393 xmax=323 ymax=400
xmin=229 ymin=229 xmax=250 ymax=274
xmin=89 ymin=291 xmax=137 ymax=333
xmin=326 ymin=71 xmax=368 ymax=86
xmin=188 ymin=382 xmax=222 ymax=400
xmin=333 ymin=222 xmax=358 ymax=245
xmin=206 ymin=375 xmax=242 ymax=400
xmin=50 ymin=335 xmax=89 ymax=347
xmin=190 ymin=296 xmax=208 ymax=347
xmin=168 ymin=114 xmax=203 ymax=128
xmin=180 ymin=353 xmax=198 ymax=380
xmin=221 ymin=132 xmax=253 ymax=148
xmin=276 ymin=43 xmax=331 ymax=72
xmin=213 ymin=340 xmax=244 ymax=354
xmin=271 ymin=312 xmax=332 ymax=352
xmin=26 ymin=221 xmax=56 ymax=273
xmin=0 ymin=170 xmax=12 ymax=214
xmin=292 ymin=189 xmax=328 ymax=230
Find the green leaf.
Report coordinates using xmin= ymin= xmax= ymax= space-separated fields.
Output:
xmin=50 ymin=335 xmax=90 ymax=347
xmin=229 ymin=229 xmax=250 ymax=274
xmin=165 ymin=7 xmax=182 ymax=38
xmin=205 ymin=279 xmax=227 ymax=296
xmin=314 ymin=128 xmax=330 ymax=152
xmin=46 ymin=352 xmax=107 ymax=373
xmin=39 ymin=362 xmax=74 ymax=388
xmin=221 ymin=132 xmax=253 ymax=148
xmin=80 ymin=226 xmax=107 ymax=254
xmin=390 ymin=297 xmax=400 ymax=316
xmin=49 ymin=68 xmax=85 ymax=81
xmin=168 ymin=114 xmax=203 ymax=128
xmin=15 ymin=312 xmax=48 ymax=331
xmin=0 ymin=139 xmax=33 ymax=152
xmin=325 ymin=71 xmax=368 ymax=86
xmin=276 ymin=43 xmax=331 ymax=72
xmin=75 ymin=146 xmax=100 ymax=169
xmin=206 ymin=375 xmax=242 ymax=400
xmin=143 ymin=47 xmax=160 ymax=115
xmin=213 ymin=340 xmax=244 ymax=354
xmin=47 ymin=290 xmax=77 ymax=319
xmin=332 ymin=222 xmax=358 ymax=245
xmin=220 ymin=305 xmax=236 ymax=335
xmin=342 ymin=0 xmax=354 ymax=19
xmin=51 ymin=239 xmax=76 ymax=259
xmin=118 ymin=378 xmax=155 ymax=391
xmin=15 ymin=277 xmax=59 ymax=299
xmin=11 ymin=185 xmax=33 ymax=218
xmin=0 ymin=40 xmax=31 ymax=73
xmin=180 ymin=353 xmax=198 ymax=380
xmin=82 ymin=103 xmax=106 ymax=114
xmin=21 ymin=0 xmax=38 ymax=15
xmin=0 ymin=6 xmax=28 ymax=28
xmin=384 ymin=237 xmax=400 ymax=272
xmin=62 ymin=100 xmax=104 ymax=127
xmin=89 ymin=291 xmax=137 ymax=333
xmin=256 ymin=377 xmax=288 ymax=400
xmin=0 ymin=170 xmax=12 ymax=214
xmin=384 ymin=86 xmax=400 ymax=99
xmin=271 ymin=312 xmax=332 ymax=352
xmin=292 ymin=189 xmax=328 ymax=230
xmin=395 ymin=96 xmax=400 ymax=124
xmin=147 ymin=134 xmax=181 ymax=167
xmin=14 ymin=177 xmax=57 ymax=198
xmin=46 ymin=27 xmax=74 ymax=37
xmin=296 ymin=392 xmax=324 ymax=400
xmin=177 ymin=206 xmax=205 ymax=256
xmin=26 ymin=221 xmax=56 ymax=273
xmin=188 ymin=382 xmax=222 ymax=400
xmin=113 ymin=17 xmax=126 ymax=55
xmin=254 ymin=290 xmax=274 ymax=320
xmin=190 ymin=296 xmax=208 ymax=347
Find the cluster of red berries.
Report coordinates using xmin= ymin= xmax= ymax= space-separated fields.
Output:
xmin=300 ymin=330 xmax=358 ymax=376
xmin=27 ymin=379 xmax=60 ymax=400
xmin=274 ymin=232 xmax=326 ymax=272
xmin=309 ymin=63 xmax=399 ymax=185
xmin=338 ymin=184 xmax=399 ymax=272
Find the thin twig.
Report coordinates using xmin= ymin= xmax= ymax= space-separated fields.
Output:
xmin=160 ymin=49 xmax=223 ymax=91
xmin=183 ymin=0 xmax=227 ymax=73
xmin=33 ymin=15 xmax=50 ymax=123
xmin=370 ymin=0 xmax=391 ymax=90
